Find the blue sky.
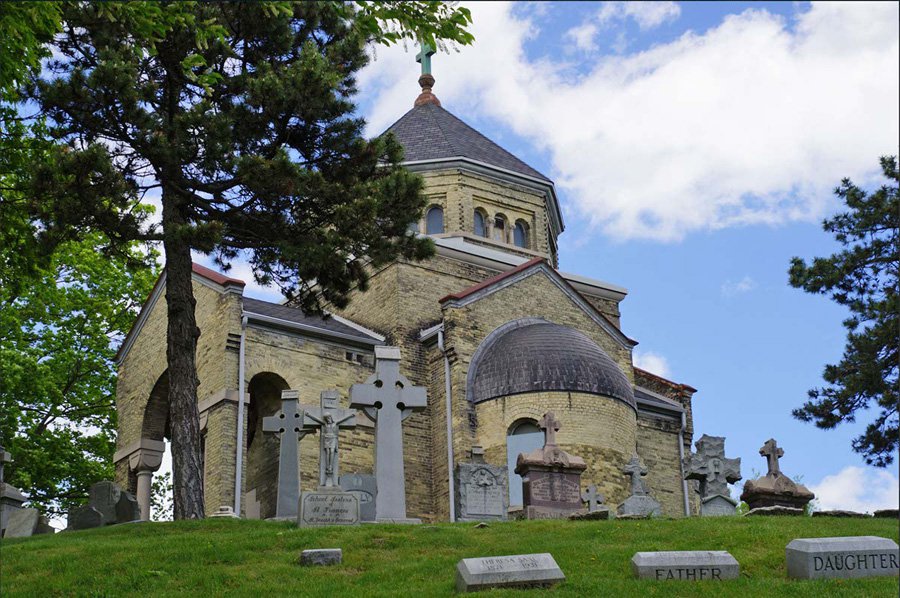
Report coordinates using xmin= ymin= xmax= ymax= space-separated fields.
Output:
xmin=202 ymin=2 xmax=899 ymax=510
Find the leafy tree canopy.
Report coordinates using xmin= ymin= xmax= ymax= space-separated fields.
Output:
xmin=789 ymin=156 xmax=899 ymax=467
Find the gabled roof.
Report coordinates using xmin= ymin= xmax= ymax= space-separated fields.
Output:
xmin=242 ymin=297 xmax=382 ymax=345
xmin=385 ymin=102 xmax=551 ymax=183
xmin=440 ymin=258 xmax=637 ymax=350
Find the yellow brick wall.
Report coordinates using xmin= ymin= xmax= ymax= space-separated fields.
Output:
xmin=636 ymin=414 xmax=690 ymax=517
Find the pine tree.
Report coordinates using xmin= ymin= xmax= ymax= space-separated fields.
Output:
xmin=26 ymin=2 xmax=472 ymax=518
xmin=789 ymin=156 xmax=899 ymax=467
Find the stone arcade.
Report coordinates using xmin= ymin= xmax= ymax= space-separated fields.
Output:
xmin=112 ymin=58 xmax=702 ymax=522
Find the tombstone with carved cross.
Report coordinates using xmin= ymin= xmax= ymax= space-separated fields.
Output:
xmin=514 ymin=411 xmax=587 ymax=519
xmin=617 ymin=454 xmax=662 ymax=518
xmin=740 ymin=438 xmax=815 ymax=512
xmin=262 ymin=390 xmax=311 ymax=520
xmin=684 ymin=434 xmax=742 ymax=516
xmin=350 ymin=346 xmax=427 ymax=523
xmin=455 ymin=445 xmax=508 ymax=522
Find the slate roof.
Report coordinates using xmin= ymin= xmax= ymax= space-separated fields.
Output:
xmin=384 ymin=103 xmax=551 ymax=182
xmin=242 ymin=297 xmax=382 ymax=344
xmin=469 ymin=321 xmax=635 ymax=409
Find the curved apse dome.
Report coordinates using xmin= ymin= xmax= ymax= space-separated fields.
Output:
xmin=469 ymin=321 xmax=635 ymax=410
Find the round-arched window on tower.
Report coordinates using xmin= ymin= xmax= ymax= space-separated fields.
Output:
xmin=506 ymin=419 xmax=543 ymax=507
xmin=426 ymin=206 xmax=444 ymax=234
xmin=474 ymin=209 xmax=487 ymax=237
xmin=513 ymin=220 xmax=529 ymax=248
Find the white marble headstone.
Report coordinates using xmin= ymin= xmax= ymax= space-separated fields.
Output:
xmin=455 ymin=553 xmax=565 ymax=592
xmin=786 ymin=536 xmax=899 ymax=579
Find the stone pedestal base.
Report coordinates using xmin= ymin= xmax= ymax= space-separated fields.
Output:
xmin=617 ymin=495 xmax=661 ymax=518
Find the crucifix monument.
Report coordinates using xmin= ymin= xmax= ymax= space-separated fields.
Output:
xmin=304 ymin=390 xmax=356 ymax=488
xmin=684 ymin=434 xmax=741 ymax=516
xmin=262 ymin=390 xmax=310 ymax=519
xmin=350 ymin=346 xmax=427 ymax=523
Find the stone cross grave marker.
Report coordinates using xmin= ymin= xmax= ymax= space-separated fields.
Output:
xmin=581 ymin=485 xmax=604 ymax=513
xmin=618 ymin=454 xmax=661 ymax=518
xmin=786 ymin=536 xmax=899 ymax=579
xmin=539 ymin=412 xmax=560 ymax=446
xmin=623 ymin=455 xmax=649 ymax=496
xmin=262 ymin=390 xmax=311 ymax=519
xmin=456 ymin=553 xmax=565 ymax=592
xmin=632 ymin=551 xmax=740 ymax=581
xmin=684 ymin=435 xmax=741 ymax=516
xmin=303 ymin=390 xmax=356 ymax=488
xmin=761 ymin=438 xmax=783 ymax=475
xmin=350 ymin=346 xmax=426 ymax=522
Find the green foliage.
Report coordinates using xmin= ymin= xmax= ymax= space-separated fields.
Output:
xmin=789 ymin=157 xmax=899 ymax=467
xmin=2 ymin=517 xmax=898 ymax=596
xmin=0 ymin=234 xmax=159 ymax=515
xmin=151 ymin=470 xmax=174 ymax=522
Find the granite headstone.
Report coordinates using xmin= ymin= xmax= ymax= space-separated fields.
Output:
xmin=632 ymin=551 xmax=740 ymax=581
xmin=455 ymin=553 xmax=565 ymax=592
xmin=617 ymin=454 xmax=661 ymax=518
xmin=339 ymin=473 xmax=376 ymax=522
xmin=786 ymin=536 xmax=899 ymax=579
xmin=683 ymin=435 xmax=741 ymax=516
xmin=262 ymin=390 xmax=312 ymax=520
xmin=300 ymin=548 xmax=343 ymax=566
xmin=740 ymin=439 xmax=814 ymax=511
xmin=3 ymin=508 xmax=40 ymax=538
xmin=456 ymin=446 xmax=508 ymax=522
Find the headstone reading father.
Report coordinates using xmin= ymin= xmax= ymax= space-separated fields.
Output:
xmin=339 ymin=473 xmax=376 ymax=522
xmin=617 ymin=454 xmax=661 ymax=518
xmin=262 ymin=390 xmax=311 ymax=520
xmin=350 ymin=346 xmax=426 ymax=523
xmin=455 ymin=553 xmax=565 ymax=592
xmin=632 ymin=551 xmax=740 ymax=580
xmin=515 ymin=412 xmax=586 ymax=520
xmin=786 ymin=536 xmax=899 ymax=579
xmin=684 ymin=435 xmax=741 ymax=516
xmin=456 ymin=446 xmax=508 ymax=522
xmin=740 ymin=438 xmax=814 ymax=513
xmin=66 ymin=481 xmax=141 ymax=530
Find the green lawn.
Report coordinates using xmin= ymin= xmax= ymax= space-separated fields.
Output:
xmin=1 ymin=516 xmax=897 ymax=596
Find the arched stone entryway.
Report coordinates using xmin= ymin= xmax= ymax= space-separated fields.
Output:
xmin=244 ymin=372 xmax=290 ymax=519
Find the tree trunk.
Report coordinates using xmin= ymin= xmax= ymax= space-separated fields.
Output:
xmin=162 ymin=188 xmax=205 ymax=519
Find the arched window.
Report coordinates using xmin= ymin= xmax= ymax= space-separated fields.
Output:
xmin=492 ymin=214 xmax=507 ymax=243
xmin=506 ymin=420 xmax=544 ymax=506
xmin=426 ymin=206 xmax=444 ymax=234
xmin=513 ymin=221 xmax=529 ymax=248
xmin=474 ymin=209 xmax=487 ymax=237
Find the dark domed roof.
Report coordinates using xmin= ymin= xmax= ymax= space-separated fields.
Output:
xmin=469 ymin=322 xmax=635 ymax=409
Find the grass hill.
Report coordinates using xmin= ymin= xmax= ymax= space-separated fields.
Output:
xmin=1 ymin=515 xmax=897 ymax=596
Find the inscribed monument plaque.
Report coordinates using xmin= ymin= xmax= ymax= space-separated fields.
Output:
xmin=456 ymin=553 xmax=565 ymax=592
xmin=786 ymin=536 xmax=899 ymax=579
xmin=456 ymin=446 xmax=508 ymax=522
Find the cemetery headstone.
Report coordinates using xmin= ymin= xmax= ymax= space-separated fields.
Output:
xmin=350 ymin=346 xmax=426 ymax=523
xmin=0 ymin=482 xmax=27 ymax=537
xmin=684 ymin=434 xmax=741 ymax=516
xmin=455 ymin=553 xmax=565 ymax=592
xmin=617 ymin=454 xmax=661 ymax=518
xmin=339 ymin=473 xmax=376 ymax=522
xmin=66 ymin=481 xmax=142 ymax=530
xmin=786 ymin=536 xmax=899 ymax=579
xmin=575 ymin=485 xmax=611 ymax=520
xmin=456 ymin=446 xmax=508 ymax=522
xmin=740 ymin=438 xmax=814 ymax=511
xmin=515 ymin=412 xmax=586 ymax=520
xmin=300 ymin=548 xmax=343 ymax=566
xmin=262 ymin=390 xmax=312 ymax=519
xmin=298 ymin=489 xmax=360 ymax=527
xmin=34 ymin=515 xmax=55 ymax=535
xmin=632 ymin=551 xmax=740 ymax=581
xmin=303 ymin=390 xmax=356 ymax=487
xmin=3 ymin=508 xmax=40 ymax=538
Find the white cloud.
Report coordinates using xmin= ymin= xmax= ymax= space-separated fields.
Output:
xmin=633 ymin=350 xmax=671 ymax=378
xmin=809 ymin=466 xmax=900 ymax=512
xmin=721 ymin=275 xmax=757 ymax=297
xmin=597 ymin=1 xmax=682 ymax=31
xmin=359 ymin=2 xmax=899 ymax=242
xmin=565 ymin=22 xmax=600 ymax=53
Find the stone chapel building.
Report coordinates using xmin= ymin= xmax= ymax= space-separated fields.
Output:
xmin=113 ymin=71 xmax=698 ymax=522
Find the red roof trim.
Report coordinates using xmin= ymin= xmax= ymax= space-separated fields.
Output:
xmin=192 ymin=263 xmax=245 ymax=287
xmin=439 ymin=257 xmax=545 ymax=303
xmin=634 ymin=367 xmax=697 ymax=393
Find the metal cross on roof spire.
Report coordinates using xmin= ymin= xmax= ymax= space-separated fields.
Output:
xmin=415 ymin=40 xmax=436 ymax=75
